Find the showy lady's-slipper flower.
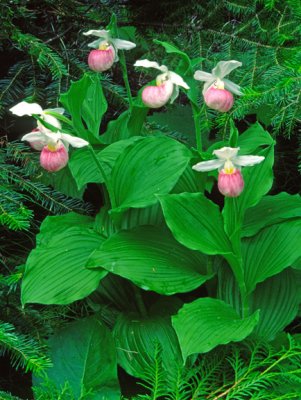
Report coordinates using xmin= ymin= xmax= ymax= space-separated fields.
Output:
xmin=134 ymin=60 xmax=189 ymax=108
xmin=10 ymin=101 xmax=88 ymax=172
xmin=83 ymin=29 xmax=136 ymax=72
xmin=194 ymin=61 xmax=242 ymax=112
xmin=192 ymin=147 xmax=264 ymax=197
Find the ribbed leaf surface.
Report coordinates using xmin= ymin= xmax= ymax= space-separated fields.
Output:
xmin=113 ymin=313 xmax=182 ymax=386
xmin=173 ymin=297 xmax=259 ymax=360
xmin=242 ymin=219 xmax=301 ymax=294
xmin=87 ymin=226 xmax=212 ymax=295
xmin=159 ymin=192 xmax=233 ymax=255
xmin=37 ymin=316 xmax=120 ymax=399
xmin=22 ymin=226 xmax=106 ymax=305
xmin=242 ymin=192 xmax=301 ymax=237
xmin=110 ymin=136 xmax=191 ymax=212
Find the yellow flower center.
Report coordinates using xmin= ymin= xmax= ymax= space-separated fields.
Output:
xmin=47 ymin=142 xmax=59 ymax=152
xmin=213 ymin=78 xmax=225 ymax=90
xmin=223 ymin=160 xmax=235 ymax=174
xmin=98 ymin=41 xmax=110 ymax=50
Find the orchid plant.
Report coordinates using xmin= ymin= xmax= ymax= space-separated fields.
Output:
xmin=9 ymin=16 xmax=301 ymax=398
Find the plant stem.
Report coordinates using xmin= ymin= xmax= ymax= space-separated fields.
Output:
xmin=88 ymin=145 xmax=115 ymax=208
xmin=119 ymin=51 xmax=133 ymax=110
xmin=191 ymin=103 xmax=202 ymax=152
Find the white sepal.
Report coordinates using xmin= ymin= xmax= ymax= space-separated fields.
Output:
xmin=10 ymin=101 xmax=43 ymax=116
xmin=83 ymin=29 xmax=110 ymax=39
xmin=169 ymin=71 xmax=189 ymax=89
xmin=212 ymin=60 xmax=242 ymax=79
xmin=21 ymin=131 xmax=46 ymax=143
xmin=192 ymin=159 xmax=225 ymax=172
xmin=213 ymin=147 xmax=240 ymax=160
xmin=233 ymin=155 xmax=265 ymax=167
xmin=111 ymin=38 xmax=136 ymax=50
xmin=134 ymin=59 xmax=168 ymax=72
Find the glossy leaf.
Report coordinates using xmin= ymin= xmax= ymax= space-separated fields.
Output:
xmin=110 ymin=136 xmax=191 ymax=213
xmin=113 ymin=313 xmax=182 ymax=386
xmin=242 ymin=192 xmax=301 ymax=237
xmin=172 ymin=297 xmax=259 ymax=360
xmin=22 ymin=226 xmax=107 ymax=305
xmin=153 ymin=39 xmax=191 ymax=73
xmin=37 ymin=316 xmax=120 ymax=399
xmin=242 ymin=219 xmax=301 ymax=294
xmin=87 ymin=226 xmax=212 ymax=295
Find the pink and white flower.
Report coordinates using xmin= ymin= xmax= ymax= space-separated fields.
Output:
xmin=192 ymin=147 xmax=264 ymax=197
xmin=194 ymin=60 xmax=242 ymax=112
xmin=83 ymin=29 xmax=136 ymax=72
xmin=10 ymin=101 xmax=88 ymax=172
xmin=134 ymin=59 xmax=189 ymax=108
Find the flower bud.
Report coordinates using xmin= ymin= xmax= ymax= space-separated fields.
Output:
xmin=204 ymin=87 xmax=234 ymax=112
xmin=218 ymin=169 xmax=244 ymax=197
xmin=141 ymin=81 xmax=173 ymax=108
xmin=88 ymin=46 xmax=115 ymax=72
xmin=40 ymin=143 xmax=69 ymax=172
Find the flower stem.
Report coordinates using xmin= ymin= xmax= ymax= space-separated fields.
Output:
xmin=119 ymin=51 xmax=133 ymax=110
xmin=191 ymin=103 xmax=202 ymax=152
xmin=88 ymin=145 xmax=115 ymax=208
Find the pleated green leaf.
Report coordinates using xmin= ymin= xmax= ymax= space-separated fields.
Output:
xmin=69 ymin=137 xmax=143 ymax=190
xmin=159 ymin=192 xmax=233 ymax=255
xmin=250 ymin=269 xmax=300 ymax=340
xmin=217 ymin=266 xmax=300 ymax=340
xmin=110 ymin=136 xmax=191 ymax=212
xmin=242 ymin=192 xmax=301 ymax=237
xmin=237 ymin=122 xmax=275 ymax=153
xmin=60 ymin=73 xmax=107 ymax=143
xmin=87 ymin=226 xmax=212 ymax=295
xmin=172 ymin=297 xmax=259 ymax=360
xmin=36 ymin=316 xmax=120 ymax=399
xmin=22 ymin=226 xmax=107 ymax=305
xmin=242 ymin=219 xmax=301 ymax=294
xmin=113 ymin=313 xmax=182 ymax=386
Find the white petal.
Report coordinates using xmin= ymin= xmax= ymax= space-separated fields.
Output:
xmin=87 ymin=38 xmax=103 ymax=49
xmin=21 ymin=132 xmax=46 ymax=142
xmin=111 ymin=38 xmax=136 ymax=50
xmin=169 ymin=71 xmax=189 ymax=89
xmin=60 ymin=133 xmax=89 ymax=148
xmin=212 ymin=60 xmax=242 ymax=79
xmin=134 ymin=59 xmax=168 ymax=72
xmin=194 ymin=70 xmax=214 ymax=82
xmin=83 ymin=29 xmax=110 ymax=39
xmin=41 ymin=114 xmax=61 ymax=129
xmin=192 ymin=159 xmax=224 ymax=172
xmin=213 ymin=147 xmax=240 ymax=160
xmin=10 ymin=101 xmax=43 ymax=116
xmin=233 ymin=155 xmax=265 ymax=167
xmin=202 ymin=80 xmax=216 ymax=95
xmin=223 ymin=78 xmax=242 ymax=96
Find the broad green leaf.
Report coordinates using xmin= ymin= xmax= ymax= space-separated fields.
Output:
xmin=36 ymin=316 xmax=120 ymax=399
xmin=113 ymin=313 xmax=182 ymax=387
xmin=242 ymin=192 xmax=301 ymax=237
xmin=87 ymin=226 xmax=212 ymax=295
xmin=153 ymin=39 xmax=191 ymax=73
xmin=242 ymin=219 xmax=301 ymax=294
xmin=218 ymin=265 xmax=300 ymax=340
xmin=172 ymin=297 xmax=259 ymax=360
xmin=237 ymin=122 xmax=275 ymax=153
xmin=110 ymin=136 xmax=191 ymax=212
xmin=250 ymin=269 xmax=300 ymax=340
xmin=159 ymin=193 xmax=233 ymax=255
xmin=60 ymin=73 xmax=107 ymax=143
xmin=69 ymin=137 xmax=142 ymax=190
xmin=22 ymin=226 xmax=107 ymax=305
